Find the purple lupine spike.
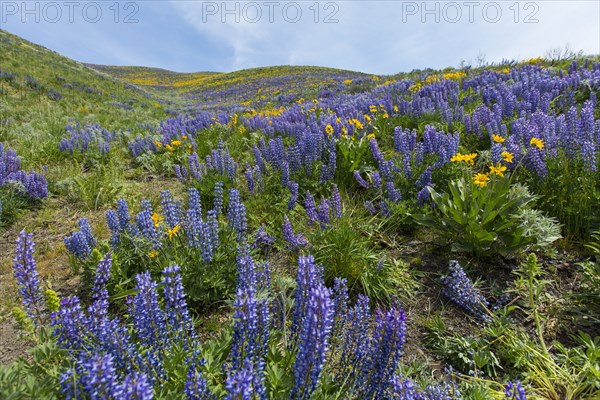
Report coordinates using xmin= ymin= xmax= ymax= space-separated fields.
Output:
xmin=225 ymin=359 xmax=255 ymax=400
xmin=417 ymin=186 xmax=432 ymax=207
xmin=117 ymin=198 xmax=132 ymax=232
xmin=64 ymin=231 xmax=92 ymax=260
xmin=355 ymin=306 xmax=407 ymax=399
xmin=253 ymin=225 xmax=275 ymax=249
xmin=137 ymin=209 xmax=160 ymax=249
xmin=185 ymin=365 xmax=210 ymax=400
xmin=106 ymin=209 xmax=121 ymax=245
xmin=365 ymin=200 xmax=377 ymax=215
xmin=353 ymin=171 xmax=369 ymax=189
xmin=288 ymin=180 xmax=299 ymax=211
xmin=378 ymin=199 xmax=392 ymax=218
xmin=505 ymin=380 xmax=527 ymax=400
xmin=13 ymin=230 xmax=44 ymax=325
xmin=214 ymin=181 xmax=224 ymax=215
xmin=253 ymin=165 xmax=264 ymax=193
xmin=92 ymin=253 xmax=112 ymax=308
xmin=128 ymin=271 xmax=166 ymax=348
xmin=78 ymin=218 xmax=96 ymax=248
xmin=371 ymin=171 xmax=382 ymax=190
xmin=160 ymin=190 xmax=183 ymax=229
xmin=245 ymin=164 xmax=255 ymax=194
xmin=441 ymin=260 xmax=490 ymax=321
xmin=51 ymin=296 xmax=89 ymax=355
xmin=76 ymin=353 xmax=124 ymax=399
xmin=291 ymin=255 xmax=324 ymax=341
xmin=386 ymin=181 xmax=402 ymax=203
xmin=121 ymin=372 xmax=153 ymax=400
xmin=317 ymin=198 xmax=330 ymax=228
xmin=304 ymin=191 xmax=318 ymax=225
xmin=282 ymin=160 xmax=290 ymax=188
xmin=162 ymin=265 xmax=195 ymax=345
xmin=330 ymin=184 xmax=342 ymax=219
xmin=290 ymin=284 xmax=334 ymax=400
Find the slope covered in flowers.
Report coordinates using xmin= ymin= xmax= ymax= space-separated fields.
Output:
xmin=1 ymin=29 xmax=600 ymax=399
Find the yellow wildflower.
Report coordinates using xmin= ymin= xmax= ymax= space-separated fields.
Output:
xmin=530 ymin=137 xmax=544 ymax=150
xmin=325 ymin=124 xmax=334 ymax=135
xmin=149 ymin=250 xmax=159 ymax=258
xmin=182 ymin=135 xmax=188 ymax=140
xmin=364 ymin=115 xmax=372 ymax=123
xmin=154 ymin=140 xmax=163 ymax=148
xmin=492 ymin=134 xmax=505 ymax=143
xmin=394 ymin=105 xmax=399 ymax=112
xmin=167 ymin=225 xmax=180 ymax=240
xmin=367 ymin=133 xmax=376 ymax=140
xmin=473 ymin=173 xmax=490 ymax=187
xmin=489 ymin=164 xmax=507 ymax=177
xmin=369 ymin=105 xmax=378 ymax=113
xmin=501 ymin=151 xmax=514 ymax=163
xmin=171 ymin=140 xmax=182 ymax=147
xmin=165 ymin=144 xmax=174 ymax=152
xmin=151 ymin=213 xmax=164 ymax=227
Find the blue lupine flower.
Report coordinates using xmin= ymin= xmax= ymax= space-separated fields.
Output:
xmin=378 ymin=199 xmax=392 ymax=218
xmin=371 ymin=171 xmax=382 ymax=190
xmin=64 ymin=231 xmax=92 ymax=260
xmin=354 ymin=171 xmax=369 ymax=188
xmin=78 ymin=352 xmax=124 ymax=399
xmin=78 ymin=218 xmax=96 ymax=248
xmin=225 ymin=359 xmax=255 ymax=400
xmin=386 ymin=181 xmax=402 ymax=203
xmin=185 ymin=365 xmax=210 ymax=400
xmin=162 ymin=265 xmax=195 ymax=344
xmin=317 ymin=198 xmax=330 ymax=228
xmin=288 ymin=180 xmax=299 ymax=211
xmin=254 ymin=225 xmax=275 ymax=249
xmin=117 ymin=198 xmax=132 ymax=231
xmin=13 ymin=230 xmax=44 ymax=324
xmin=106 ymin=209 xmax=121 ymax=245
xmin=441 ymin=260 xmax=490 ymax=322
xmin=365 ymin=200 xmax=377 ymax=215
xmin=122 ymin=372 xmax=154 ymax=400
xmin=304 ymin=191 xmax=318 ymax=225
xmin=245 ymin=164 xmax=255 ymax=194
xmin=331 ymin=185 xmax=342 ymax=218
xmin=136 ymin=208 xmax=160 ymax=249
xmin=160 ymin=190 xmax=183 ymax=229
xmin=291 ymin=284 xmax=334 ymax=400
xmin=129 ymin=271 xmax=167 ymax=348
xmin=505 ymin=381 xmax=527 ymax=400
xmin=282 ymin=160 xmax=290 ymax=188
xmin=214 ymin=181 xmax=224 ymax=215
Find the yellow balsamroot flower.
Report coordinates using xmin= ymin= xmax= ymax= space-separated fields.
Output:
xmin=382 ymin=112 xmax=389 ymax=119
xmin=325 ymin=124 xmax=334 ymax=135
xmin=500 ymin=67 xmax=510 ymax=74
xmin=165 ymin=144 xmax=174 ymax=152
xmin=149 ymin=250 xmax=159 ymax=258
xmin=364 ymin=115 xmax=372 ymax=123
xmin=489 ymin=164 xmax=507 ymax=177
xmin=369 ymin=105 xmax=378 ymax=113
xmin=451 ymin=152 xmax=478 ymax=165
xmin=151 ymin=213 xmax=164 ymax=227
xmin=171 ymin=140 xmax=182 ymax=147
xmin=530 ymin=137 xmax=544 ymax=150
xmin=394 ymin=105 xmax=399 ymax=112
xmin=501 ymin=151 xmax=514 ymax=163
xmin=154 ymin=140 xmax=163 ymax=148
xmin=367 ymin=133 xmax=376 ymax=140
xmin=342 ymin=79 xmax=352 ymax=85
xmin=473 ymin=173 xmax=490 ymax=187
xmin=341 ymin=126 xmax=348 ymax=137
xmin=167 ymin=225 xmax=180 ymax=240
xmin=492 ymin=134 xmax=505 ymax=143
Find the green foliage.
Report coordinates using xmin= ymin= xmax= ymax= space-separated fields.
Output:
xmin=412 ymin=177 xmax=557 ymax=256
xmin=0 ymin=340 xmax=65 ymax=399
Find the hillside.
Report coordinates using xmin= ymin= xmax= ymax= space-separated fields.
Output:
xmin=1 ymin=29 xmax=600 ymax=399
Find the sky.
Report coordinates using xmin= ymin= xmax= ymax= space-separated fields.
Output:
xmin=1 ymin=0 xmax=599 ymax=74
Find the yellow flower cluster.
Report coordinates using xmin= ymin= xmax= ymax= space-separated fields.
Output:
xmin=348 ymin=118 xmax=364 ymax=130
xmin=342 ymin=79 xmax=353 ymax=85
xmin=530 ymin=137 xmax=544 ymax=150
xmin=501 ymin=151 xmax=514 ymax=163
xmin=473 ymin=173 xmax=490 ymax=187
xmin=443 ymin=71 xmax=467 ymax=81
xmin=325 ymin=124 xmax=334 ymax=135
xmin=492 ymin=134 xmax=505 ymax=143
xmin=451 ymin=152 xmax=478 ymax=165
xmin=499 ymin=67 xmax=511 ymax=74
xmin=526 ymin=57 xmax=544 ymax=65
xmin=489 ymin=163 xmax=507 ymax=177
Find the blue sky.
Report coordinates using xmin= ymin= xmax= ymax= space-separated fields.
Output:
xmin=2 ymin=1 xmax=599 ymax=74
